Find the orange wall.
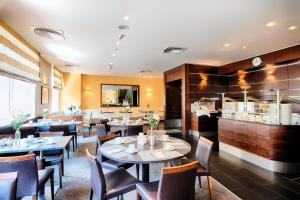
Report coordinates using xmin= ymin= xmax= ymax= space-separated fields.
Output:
xmin=61 ymin=73 xmax=81 ymax=110
xmin=81 ymin=74 xmax=164 ymax=110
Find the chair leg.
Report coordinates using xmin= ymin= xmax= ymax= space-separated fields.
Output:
xmin=59 ymin=162 xmax=63 ymax=188
xmin=66 ymin=144 xmax=70 ymax=159
xmin=89 ymin=188 xmax=93 ymax=200
xmin=136 ymin=164 xmax=139 ymax=179
xmin=207 ymin=176 xmax=212 ymax=200
xmin=62 ymin=159 xmax=65 ymax=176
xmin=96 ymin=142 xmax=98 ymax=155
xmin=198 ymin=176 xmax=202 ymax=188
xmin=50 ymin=173 xmax=54 ymax=200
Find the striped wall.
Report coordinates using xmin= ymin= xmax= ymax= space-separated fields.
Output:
xmin=0 ymin=20 xmax=40 ymax=82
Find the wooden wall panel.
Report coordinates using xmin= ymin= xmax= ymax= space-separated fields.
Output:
xmin=219 ymin=118 xmax=300 ymax=162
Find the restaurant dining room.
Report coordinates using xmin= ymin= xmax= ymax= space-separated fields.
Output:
xmin=0 ymin=0 xmax=300 ymax=200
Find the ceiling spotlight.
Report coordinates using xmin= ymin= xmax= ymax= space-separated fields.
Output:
xmin=109 ymin=62 xmax=113 ymax=65
xmin=34 ymin=27 xmax=65 ymax=40
xmin=288 ymin=25 xmax=297 ymax=31
xmin=112 ymin=53 xmax=116 ymax=57
xmin=116 ymin=41 xmax=120 ymax=45
xmin=224 ymin=43 xmax=230 ymax=47
xmin=108 ymin=65 xmax=113 ymax=70
xmin=118 ymin=34 xmax=126 ymax=40
xmin=242 ymin=45 xmax=247 ymax=49
xmin=118 ymin=25 xmax=130 ymax=30
xmin=123 ymin=16 xmax=129 ymax=21
xmin=266 ymin=21 xmax=276 ymax=27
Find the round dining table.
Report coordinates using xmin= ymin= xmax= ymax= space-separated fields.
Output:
xmin=107 ymin=120 xmax=146 ymax=136
xmin=100 ymin=136 xmax=191 ymax=182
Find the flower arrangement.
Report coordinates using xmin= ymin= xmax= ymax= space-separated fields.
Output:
xmin=68 ymin=105 xmax=76 ymax=113
xmin=147 ymin=114 xmax=160 ymax=130
xmin=11 ymin=113 xmax=31 ymax=131
xmin=43 ymin=108 xmax=49 ymax=119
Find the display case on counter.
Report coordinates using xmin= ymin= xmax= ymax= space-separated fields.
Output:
xmin=219 ymin=88 xmax=300 ymax=173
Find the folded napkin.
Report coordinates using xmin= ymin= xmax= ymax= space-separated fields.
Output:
xmin=152 ymin=151 xmax=167 ymax=159
xmin=106 ymin=148 xmax=123 ymax=154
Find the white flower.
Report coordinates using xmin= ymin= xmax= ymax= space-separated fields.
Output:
xmin=153 ymin=114 xmax=160 ymax=121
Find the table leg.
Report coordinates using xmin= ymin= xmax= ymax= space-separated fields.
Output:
xmin=142 ymin=164 xmax=149 ymax=182
xmin=40 ymin=150 xmax=44 ymax=159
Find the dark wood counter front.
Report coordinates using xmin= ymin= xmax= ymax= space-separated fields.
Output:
xmin=218 ymin=118 xmax=300 ymax=163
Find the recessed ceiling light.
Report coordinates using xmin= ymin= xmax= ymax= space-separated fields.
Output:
xmin=112 ymin=53 xmax=116 ymax=57
xmin=116 ymin=41 xmax=120 ymax=45
xmin=123 ymin=16 xmax=129 ymax=21
xmin=109 ymin=62 xmax=113 ymax=65
xmin=242 ymin=45 xmax=247 ymax=49
xmin=288 ymin=25 xmax=297 ymax=30
xmin=34 ymin=27 xmax=65 ymax=40
xmin=224 ymin=43 xmax=230 ymax=47
xmin=266 ymin=21 xmax=276 ymax=27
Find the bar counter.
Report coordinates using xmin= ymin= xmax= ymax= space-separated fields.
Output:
xmin=218 ymin=117 xmax=300 ymax=173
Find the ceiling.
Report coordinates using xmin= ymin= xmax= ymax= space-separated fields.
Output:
xmin=0 ymin=0 xmax=299 ymax=77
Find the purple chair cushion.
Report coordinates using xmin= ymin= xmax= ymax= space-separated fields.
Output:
xmin=105 ymin=168 xmax=140 ymax=199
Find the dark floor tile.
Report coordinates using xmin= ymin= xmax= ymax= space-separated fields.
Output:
xmin=211 ymin=168 xmax=245 ymax=191
xmin=234 ymin=177 xmax=279 ymax=199
xmin=265 ymin=183 xmax=300 ymax=200
xmin=231 ymin=188 xmax=267 ymax=200
xmin=273 ymin=175 xmax=300 ymax=193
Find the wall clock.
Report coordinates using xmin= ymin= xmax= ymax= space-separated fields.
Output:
xmin=252 ymin=57 xmax=263 ymax=67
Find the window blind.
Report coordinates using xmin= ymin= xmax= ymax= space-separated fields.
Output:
xmin=0 ymin=20 xmax=40 ymax=83
xmin=53 ymin=66 xmax=62 ymax=89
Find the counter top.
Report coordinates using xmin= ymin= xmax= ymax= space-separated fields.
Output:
xmin=219 ymin=117 xmax=300 ymax=126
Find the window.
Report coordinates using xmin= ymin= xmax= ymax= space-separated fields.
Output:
xmin=12 ymin=79 xmax=36 ymax=117
xmin=0 ymin=76 xmax=10 ymax=123
xmin=52 ymin=88 xmax=59 ymax=112
xmin=0 ymin=75 xmax=36 ymax=125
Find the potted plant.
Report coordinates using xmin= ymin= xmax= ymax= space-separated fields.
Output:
xmin=11 ymin=113 xmax=31 ymax=142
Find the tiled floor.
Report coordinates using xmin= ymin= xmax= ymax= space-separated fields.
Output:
xmin=182 ymin=135 xmax=300 ymax=200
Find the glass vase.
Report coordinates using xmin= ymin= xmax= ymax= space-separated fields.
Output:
xmin=15 ymin=129 xmax=21 ymax=145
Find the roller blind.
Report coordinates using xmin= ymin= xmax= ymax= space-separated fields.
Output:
xmin=53 ymin=67 xmax=62 ymax=89
xmin=0 ymin=21 xmax=40 ymax=83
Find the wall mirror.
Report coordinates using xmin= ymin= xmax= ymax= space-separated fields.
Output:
xmin=101 ymin=84 xmax=139 ymax=107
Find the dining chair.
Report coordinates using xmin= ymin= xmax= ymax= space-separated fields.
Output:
xmin=125 ymin=125 xmax=143 ymax=136
xmin=86 ymin=149 xmax=141 ymax=200
xmin=96 ymin=133 xmax=139 ymax=178
xmin=50 ymin=124 xmax=75 ymax=152
xmin=68 ymin=123 xmax=78 ymax=148
xmin=83 ymin=112 xmax=93 ymax=136
xmin=19 ymin=127 xmax=37 ymax=138
xmin=136 ymin=161 xmax=198 ymax=200
xmin=0 ymin=172 xmax=18 ymax=200
xmin=0 ymin=154 xmax=54 ymax=200
xmin=171 ymin=136 xmax=214 ymax=199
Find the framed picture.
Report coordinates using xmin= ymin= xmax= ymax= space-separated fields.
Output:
xmin=41 ymin=86 xmax=49 ymax=104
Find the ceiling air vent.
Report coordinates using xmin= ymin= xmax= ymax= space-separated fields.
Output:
xmin=34 ymin=27 xmax=65 ymax=40
xmin=140 ymin=69 xmax=152 ymax=73
xmin=118 ymin=25 xmax=130 ymax=30
xmin=163 ymin=47 xmax=187 ymax=54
